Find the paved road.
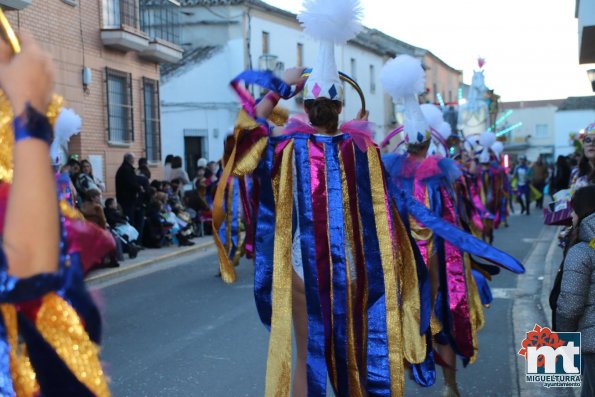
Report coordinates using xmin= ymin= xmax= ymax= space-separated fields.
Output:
xmin=94 ymin=208 xmax=552 ymax=397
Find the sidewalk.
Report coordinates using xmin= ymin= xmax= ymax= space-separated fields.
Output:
xmin=85 ymin=235 xmax=216 ymax=283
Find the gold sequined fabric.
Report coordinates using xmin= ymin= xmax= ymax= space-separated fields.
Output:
xmin=0 ymin=93 xmax=63 ymax=183
xmin=0 ymin=305 xmax=39 ymax=396
xmin=36 ymin=293 xmax=110 ymax=397
xmin=0 ymin=93 xmax=15 ymax=182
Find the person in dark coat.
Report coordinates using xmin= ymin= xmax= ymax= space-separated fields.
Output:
xmin=115 ymin=152 xmax=141 ymax=222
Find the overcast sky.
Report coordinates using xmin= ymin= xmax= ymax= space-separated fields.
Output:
xmin=264 ymin=0 xmax=594 ymax=102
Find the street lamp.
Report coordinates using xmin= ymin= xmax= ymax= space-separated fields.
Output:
xmin=588 ymin=69 xmax=595 ymax=92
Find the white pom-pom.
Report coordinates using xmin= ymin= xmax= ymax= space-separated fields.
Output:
xmin=54 ymin=108 xmax=82 ymax=144
xmin=436 ymin=121 xmax=452 ymax=140
xmin=420 ymin=104 xmax=443 ymax=129
xmin=479 ymin=131 xmax=496 ymax=149
xmin=491 ymin=141 xmax=504 ymax=156
xmin=380 ymin=55 xmax=425 ymax=101
xmin=51 ymin=108 xmax=82 ymax=164
xmin=298 ymin=0 xmax=363 ymax=44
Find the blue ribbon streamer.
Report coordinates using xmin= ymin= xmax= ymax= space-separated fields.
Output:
xmin=324 ymin=138 xmax=350 ymax=396
xmin=232 ymin=70 xmax=300 ymax=99
xmin=253 ymin=145 xmax=276 ymax=329
xmin=294 ymin=137 xmax=328 ymax=397
xmin=354 ymin=147 xmax=391 ymax=397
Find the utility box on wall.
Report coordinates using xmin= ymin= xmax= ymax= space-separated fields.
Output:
xmin=0 ymin=0 xmax=32 ymax=10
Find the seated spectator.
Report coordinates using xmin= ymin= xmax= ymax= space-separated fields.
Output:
xmin=77 ymin=159 xmax=106 ymax=195
xmin=104 ymin=198 xmax=140 ymax=256
xmin=79 ymin=189 xmax=125 ymax=266
xmin=193 ymin=167 xmax=209 ymax=198
xmin=150 ymin=179 xmax=163 ymax=192
xmin=169 ymin=156 xmax=190 ymax=184
xmin=80 ymin=189 xmax=107 ymax=229
xmin=143 ymin=197 xmax=168 ymax=248
xmin=154 ymin=192 xmax=195 ymax=247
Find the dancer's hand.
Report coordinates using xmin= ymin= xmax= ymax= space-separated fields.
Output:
xmin=0 ymin=31 xmax=54 ymax=116
xmin=282 ymin=67 xmax=306 ymax=86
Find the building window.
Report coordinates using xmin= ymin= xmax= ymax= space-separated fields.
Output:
xmin=350 ymin=58 xmax=357 ymax=79
xmin=106 ymin=68 xmax=134 ymax=143
xmin=143 ymin=78 xmax=161 ymax=162
xmin=103 ymin=0 xmax=139 ymax=29
xmin=432 ymin=83 xmax=438 ymax=102
xmin=297 ymin=43 xmax=303 ymax=66
xmin=369 ymin=64 xmax=376 ymax=94
xmin=535 ymin=124 xmax=549 ymax=138
xmin=262 ymin=31 xmax=269 ymax=54
xmin=140 ymin=0 xmax=181 ymax=44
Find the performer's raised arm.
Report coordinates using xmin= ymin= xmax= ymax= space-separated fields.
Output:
xmin=0 ymin=32 xmax=58 ymax=277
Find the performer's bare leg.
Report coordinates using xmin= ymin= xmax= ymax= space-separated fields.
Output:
xmin=292 ymin=270 xmax=308 ymax=397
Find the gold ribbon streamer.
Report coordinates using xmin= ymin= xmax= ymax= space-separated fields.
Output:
xmin=264 ymin=140 xmax=294 ymax=397
xmin=212 ymin=109 xmax=266 ymax=283
xmin=392 ymin=206 xmax=426 ymax=364
xmin=1 ymin=304 xmax=39 ymax=396
xmin=464 ymin=254 xmax=485 ymax=364
xmin=36 ymin=293 xmax=110 ymax=397
xmin=367 ymin=148 xmax=404 ymax=397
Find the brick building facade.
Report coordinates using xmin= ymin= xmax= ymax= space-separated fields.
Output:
xmin=2 ymin=0 xmax=182 ymax=194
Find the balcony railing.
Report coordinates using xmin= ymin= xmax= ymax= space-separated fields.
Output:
xmin=103 ymin=0 xmax=140 ymax=30
xmin=140 ymin=0 xmax=180 ymax=45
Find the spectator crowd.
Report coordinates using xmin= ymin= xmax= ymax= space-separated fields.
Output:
xmin=63 ymin=153 xmax=223 ymax=270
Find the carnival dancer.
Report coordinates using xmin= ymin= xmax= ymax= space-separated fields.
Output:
xmin=490 ymin=141 xmax=513 ymax=228
xmin=379 ymin=54 xmax=525 ymax=397
xmin=212 ymin=1 xmax=432 ymax=396
xmin=0 ymin=28 xmax=112 ymax=396
xmin=476 ymin=131 xmax=501 ymax=243
xmin=512 ymin=155 xmax=531 ymax=215
xmin=450 ymin=141 xmax=487 ymax=240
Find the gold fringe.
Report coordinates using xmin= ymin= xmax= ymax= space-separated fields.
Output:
xmin=264 ymin=141 xmax=294 ymax=397
xmin=367 ymin=147 xmax=404 ymax=397
xmin=212 ymin=109 xmax=266 ymax=283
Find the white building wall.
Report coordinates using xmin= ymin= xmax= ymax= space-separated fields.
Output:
xmin=161 ymin=5 xmax=246 ymax=169
xmin=162 ymin=4 xmax=392 ymax=170
xmin=554 ymin=109 xmax=595 ymax=157
xmin=504 ymin=105 xmax=558 ymax=161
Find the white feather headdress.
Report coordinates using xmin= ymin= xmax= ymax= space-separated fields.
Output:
xmin=381 ymin=55 xmax=430 ymax=146
xmin=50 ymin=108 xmax=82 ymax=167
xmin=478 ymin=131 xmax=496 ymax=163
xmin=299 ymin=0 xmax=363 ymax=101
xmin=491 ymin=141 xmax=504 ymax=160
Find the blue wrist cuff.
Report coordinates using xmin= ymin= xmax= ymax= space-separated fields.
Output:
xmin=13 ymin=104 xmax=53 ymax=144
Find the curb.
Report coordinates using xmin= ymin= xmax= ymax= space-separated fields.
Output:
xmin=85 ymin=240 xmax=215 ymax=283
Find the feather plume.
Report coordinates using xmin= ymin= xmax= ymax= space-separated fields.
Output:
xmin=479 ymin=131 xmax=496 ymax=149
xmin=420 ymin=104 xmax=444 ymax=129
xmin=298 ymin=0 xmax=363 ymax=44
xmin=51 ymin=108 xmax=82 ymax=165
xmin=436 ymin=121 xmax=452 ymax=140
xmin=491 ymin=141 xmax=504 ymax=156
xmin=380 ymin=55 xmax=425 ymax=100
